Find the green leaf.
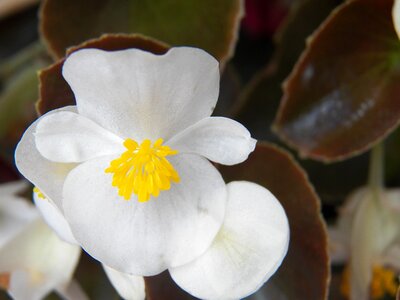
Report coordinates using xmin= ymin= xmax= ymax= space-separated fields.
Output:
xmin=0 ymin=60 xmax=47 ymax=162
xmin=40 ymin=0 xmax=243 ymax=66
xmin=273 ymin=0 xmax=400 ymax=162
xmin=36 ymin=33 xmax=169 ymax=115
xmin=219 ymin=142 xmax=329 ymax=300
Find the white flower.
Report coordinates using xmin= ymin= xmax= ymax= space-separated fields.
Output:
xmin=16 ymin=47 xmax=256 ymax=276
xmin=1 ymin=181 xmax=145 ymax=300
xmin=0 ymin=181 xmax=82 ymax=300
xmin=329 ymin=187 xmax=400 ymax=300
xmin=15 ymin=47 xmax=289 ymax=298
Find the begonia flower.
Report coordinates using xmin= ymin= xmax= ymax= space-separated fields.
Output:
xmin=15 ymin=46 xmax=289 ymax=298
xmin=329 ymin=187 xmax=400 ymax=300
xmin=16 ymin=47 xmax=256 ymax=276
xmin=0 ymin=181 xmax=83 ymax=300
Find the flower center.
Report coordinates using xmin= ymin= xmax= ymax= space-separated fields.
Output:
xmin=370 ymin=265 xmax=398 ymax=299
xmin=105 ymin=138 xmax=180 ymax=202
xmin=340 ymin=264 xmax=398 ymax=299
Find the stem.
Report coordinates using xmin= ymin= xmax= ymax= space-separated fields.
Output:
xmin=368 ymin=143 xmax=384 ymax=203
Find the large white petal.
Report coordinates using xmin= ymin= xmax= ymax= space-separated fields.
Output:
xmin=170 ymin=181 xmax=289 ymax=300
xmin=0 ymin=220 xmax=81 ymax=300
xmin=33 ymin=191 xmax=77 ymax=245
xmin=103 ymin=265 xmax=145 ymax=300
xmin=167 ymin=117 xmax=256 ymax=165
xmin=328 ymin=188 xmax=367 ymax=265
xmin=15 ymin=106 xmax=78 ymax=209
xmin=393 ymin=0 xmax=400 ymax=40
xmin=0 ymin=181 xmax=38 ymax=248
xmin=62 ymin=47 xmax=219 ymax=141
xmin=63 ymin=153 xmax=226 ymax=276
xmin=35 ymin=111 xmax=124 ymax=163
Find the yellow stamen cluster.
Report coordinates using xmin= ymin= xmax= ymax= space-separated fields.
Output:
xmin=340 ymin=264 xmax=398 ymax=300
xmin=0 ymin=273 xmax=10 ymax=290
xmin=340 ymin=265 xmax=351 ymax=298
xmin=370 ymin=265 xmax=398 ymax=299
xmin=105 ymin=138 xmax=180 ymax=202
xmin=33 ymin=187 xmax=45 ymax=199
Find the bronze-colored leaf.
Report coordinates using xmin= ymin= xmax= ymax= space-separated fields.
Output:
xmin=0 ymin=158 xmax=19 ymax=183
xmin=145 ymin=271 xmax=196 ymax=300
xmin=219 ymin=142 xmax=329 ymax=300
xmin=36 ymin=33 xmax=169 ymax=115
xmin=233 ymin=0 xmax=340 ymax=142
xmin=39 ymin=0 xmax=243 ymax=66
xmin=274 ymin=0 xmax=400 ymax=162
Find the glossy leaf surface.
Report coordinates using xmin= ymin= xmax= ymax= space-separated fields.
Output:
xmin=274 ymin=0 xmax=400 ymax=162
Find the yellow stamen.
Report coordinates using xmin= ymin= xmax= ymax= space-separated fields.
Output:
xmin=340 ymin=265 xmax=351 ymax=299
xmin=105 ymin=138 xmax=180 ymax=202
xmin=370 ymin=265 xmax=398 ymax=299
xmin=0 ymin=273 xmax=10 ymax=290
xmin=340 ymin=264 xmax=398 ymax=299
xmin=33 ymin=187 xmax=45 ymax=199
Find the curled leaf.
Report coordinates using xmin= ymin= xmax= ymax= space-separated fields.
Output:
xmin=274 ymin=0 xmax=400 ymax=162
xmin=39 ymin=0 xmax=243 ymax=67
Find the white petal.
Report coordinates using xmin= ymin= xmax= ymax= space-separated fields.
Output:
xmin=15 ymin=106 xmax=78 ymax=209
xmin=0 ymin=181 xmax=38 ymax=248
xmin=393 ymin=0 xmax=400 ymax=40
xmin=103 ymin=265 xmax=145 ymax=300
xmin=328 ymin=188 xmax=367 ymax=265
xmin=169 ymin=181 xmax=289 ymax=300
xmin=35 ymin=111 xmax=124 ymax=163
xmin=33 ymin=191 xmax=77 ymax=245
xmin=8 ymin=270 xmax=58 ymax=300
xmin=167 ymin=117 xmax=256 ymax=165
xmin=0 ymin=220 xmax=81 ymax=300
xmin=63 ymin=153 xmax=226 ymax=276
xmin=350 ymin=189 xmax=399 ymax=300
xmin=62 ymin=47 xmax=219 ymax=141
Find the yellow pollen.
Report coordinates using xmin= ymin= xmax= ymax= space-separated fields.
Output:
xmin=105 ymin=138 xmax=180 ymax=202
xmin=33 ymin=187 xmax=45 ymax=199
xmin=0 ymin=273 xmax=10 ymax=290
xmin=340 ymin=264 xmax=398 ymax=299
xmin=370 ymin=265 xmax=398 ymax=299
xmin=340 ymin=265 xmax=350 ymax=299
